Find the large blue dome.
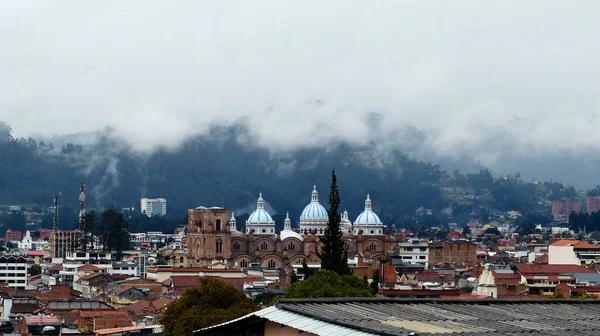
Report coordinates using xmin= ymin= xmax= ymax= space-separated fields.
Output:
xmin=300 ymin=185 xmax=328 ymax=220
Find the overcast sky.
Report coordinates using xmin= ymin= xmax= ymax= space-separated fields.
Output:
xmin=1 ymin=1 xmax=600 ymax=167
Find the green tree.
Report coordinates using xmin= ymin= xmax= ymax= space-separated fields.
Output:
xmin=283 ymin=270 xmax=373 ymax=298
xmin=317 ymin=169 xmax=351 ymax=275
xmin=301 ymin=259 xmax=315 ymax=280
xmin=370 ymin=270 xmax=380 ymax=295
xmin=28 ymin=264 xmax=41 ymax=276
xmin=159 ymin=277 xmax=257 ymax=336
xmin=100 ymin=209 xmax=130 ymax=259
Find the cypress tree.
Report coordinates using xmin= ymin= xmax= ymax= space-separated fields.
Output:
xmin=317 ymin=169 xmax=351 ymax=275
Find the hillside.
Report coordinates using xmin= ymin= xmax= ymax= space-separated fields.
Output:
xmin=0 ymin=121 xmax=580 ymax=231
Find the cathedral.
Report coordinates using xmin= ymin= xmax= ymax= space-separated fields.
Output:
xmin=185 ymin=186 xmax=397 ymax=268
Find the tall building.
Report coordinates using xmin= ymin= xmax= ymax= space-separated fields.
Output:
xmin=50 ymin=230 xmax=79 ymax=258
xmin=0 ymin=256 xmax=28 ymax=289
xmin=552 ymin=197 xmax=580 ymax=221
xmin=586 ymin=196 xmax=600 ymax=214
xmin=140 ymin=198 xmax=167 ymax=217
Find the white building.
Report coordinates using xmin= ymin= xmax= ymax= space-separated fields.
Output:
xmin=112 ymin=261 xmax=138 ymax=277
xmin=548 ymin=240 xmax=600 ymax=265
xmin=17 ymin=231 xmax=48 ymax=251
xmin=59 ymin=251 xmax=113 ymax=285
xmin=396 ymin=238 xmax=429 ymax=267
xmin=0 ymin=256 xmax=28 ymax=289
xmin=141 ymin=198 xmax=167 ymax=217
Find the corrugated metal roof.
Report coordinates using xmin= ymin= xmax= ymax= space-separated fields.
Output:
xmin=199 ymin=306 xmax=377 ymax=336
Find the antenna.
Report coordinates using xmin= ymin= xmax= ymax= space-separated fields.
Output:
xmin=78 ymin=183 xmax=86 ymax=251
xmin=53 ymin=192 xmax=61 ymax=231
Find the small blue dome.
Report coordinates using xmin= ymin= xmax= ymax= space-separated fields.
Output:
xmin=354 ymin=211 xmax=382 ymax=225
xmin=354 ymin=194 xmax=382 ymax=225
xmin=300 ymin=185 xmax=328 ymax=220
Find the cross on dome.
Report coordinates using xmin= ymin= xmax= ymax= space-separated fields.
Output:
xmin=257 ymin=192 xmax=265 ymax=209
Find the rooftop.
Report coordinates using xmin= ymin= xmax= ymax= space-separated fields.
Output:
xmin=198 ymin=298 xmax=600 ymax=335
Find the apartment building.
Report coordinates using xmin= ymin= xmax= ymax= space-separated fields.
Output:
xmin=428 ymin=240 xmax=477 ymax=266
xmin=0 ymin=256 xmax=28 ymax=289
xmin=140 ymin=198 xmax=167 ymax=217
xmin=552 ymin=197 xmax=580 ymax=221
xmin=50 ymin=230 xmax=78 ymax=258
xmin=395 ymin=238 xmax=429 ymax=268
xmin=548 ymin=239 xmax=600 ymax=265
xmin=59 ymin=251 xmax=113 ymax=285
xmin=587 ymin=196 xmax=600 ymax=214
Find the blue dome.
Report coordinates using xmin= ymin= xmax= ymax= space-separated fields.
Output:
xmin=247 ymin=192 xmax=274 ymax=224
xmin=300 ymin=203 xmax=328 ymax=219
xmin=354 ymin=211 xmax=382 ymax=225
xmin=300 ymin=185 xmax=328 ymax=220
xmin=248 ymin=209 xmax=274 ymax=223
xmin=354 ymin=194 xmax=382 ymax=225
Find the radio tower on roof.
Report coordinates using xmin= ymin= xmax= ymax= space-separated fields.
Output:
xmin=53 ymin=192 xmax=61 ymax=231
xmin=78 ymin=183 xmax=87 ymax=251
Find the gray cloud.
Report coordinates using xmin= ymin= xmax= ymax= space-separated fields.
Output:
xmin=1 ymin=1 xmax=600 ymax=177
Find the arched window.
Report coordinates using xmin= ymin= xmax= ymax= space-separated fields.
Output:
xmin=268 ymin=259 xmax=276 ymax=268
xmin=319 ymin=228 xmax=323 ymax=234
xmin=368 ymin=242 xmax=377 ymax=251
xmin=216 ymin=240 xmax=223 ymax=253
xmin=260 ymin=242 xmax=268 ymax=251
xmin=216 ymin=219 xmax=221 ymax=231
xmin=240 ymin=259 xmax=248 ymax=268
xmin=198 ymin=219 xmax=203 ymax=228
xmin=233 ymin=241 xmax=241 ymax=251
xmin=287 ymin=242 xmax=296 ymax=251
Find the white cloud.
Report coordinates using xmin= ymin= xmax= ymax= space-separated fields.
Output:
xmin=1 ymin=0 xmax=600 ymax=164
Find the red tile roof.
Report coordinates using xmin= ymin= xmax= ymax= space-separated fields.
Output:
xmin=25 ymin=316 xmax=60 ymax=324
xmin=79 ymin=310 xmax=128 ymax=318
xmin=415 ymin=272 xmax=453 ymax=283
xmin=515 ymin=264 xmax=597 ymax=275
xmin=170 ymin=276 xmax=201 ymax=287
xmin=147 ymin=267 xmax=241 ymax=273
xmin=95 ymin=325 xmax=161 ymax=335
xmin=27 ymin=250 xmax=44 ymax=256
xmin=78 ymin=264 xmax=102 ymax=272
xmin=491 ymin=270 xmax=520 ymax=279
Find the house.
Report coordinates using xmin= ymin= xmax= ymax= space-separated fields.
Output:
xmin=474 ymin=268 xmax=525 ymax=298
xmin=196 ymin=298 xmax=600 ymax=335
xmin=146 ymin=267 xmax=244 ymax=283
xmin=548 ymin=239 xmax=600 ymax=265
xmin=78 ymin=310 xmax=133 ymax=332
xmin=94 ymin=325 xmax=163 ymax=336
xmin=412 ymin=271 xmax=456 ymax=289
xmin=514 ymin=264 xmax=597 ymax=296
xmin=14 ymin=316 xmax=61 ymax=336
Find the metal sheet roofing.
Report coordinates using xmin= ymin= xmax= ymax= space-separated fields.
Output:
xmin=200 ymin=306 xmax=377 ymax=336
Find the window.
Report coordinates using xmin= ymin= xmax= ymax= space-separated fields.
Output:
xmin=262 ymin=229 xmax=266 ymax=233
xmin=233 ymin=241 xmax=241 ymax=251
xmin=370 ymin=230 xmax=375 ymax=234
xmin=240 ymin=259 xmax=248 ymax=268
xmin=287 ymin=242 xmax=296 ymax=251
xmin=216 ymin=219 xmax=221 ymax=231
xmin=199 ymin=219 xmax=203 ymax=228
xmin=368 ymin=242 xmax=377 ymax=251
xmin=268 ymin=259 xmax=276 ymax=268
xmin=419 ymin=256 xmax=426 ymax=259
xmin=260 ymin=242 xmax=268 ymax=251
xmin=216 ymin=240 xmax=223 ymax=253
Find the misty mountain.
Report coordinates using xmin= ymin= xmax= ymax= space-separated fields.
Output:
xmin=0 ymin=120 xmax=585 ymax=231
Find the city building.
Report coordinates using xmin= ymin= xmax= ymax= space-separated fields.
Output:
xmin=428 ymin=240 xmax=478 ymax=266
xmin=185 ymin=188 xmax=397 ymax=268
xmin=0 ymin=256 xmax=28 ymax=289
xmin=552 ymin=197 xmax=580 ymax=221
xmin=59 ymin=251 xmax=113 ymax=285
xmin=49 ymin=230 xmax=79 ymax=258
xmin=17 ymin=230 xmax=48 ymax=251
xmin=395 ymin=238 xmax=429 ymax=268
xmin=140 ymin=198 xmax=167 ymax=217
xmin=112 ymin=261 xmax=138 ymax=277
xmin=548 ymin=239 xmax=600 ymax=265
xmin=5 ymin=229 xmax=22 ymax=243
xmin=587 ymin=196 xmax=600 ymax=214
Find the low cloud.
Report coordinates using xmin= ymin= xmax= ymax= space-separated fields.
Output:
xmin=1 ymin=1 xmax=600 ymax=179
